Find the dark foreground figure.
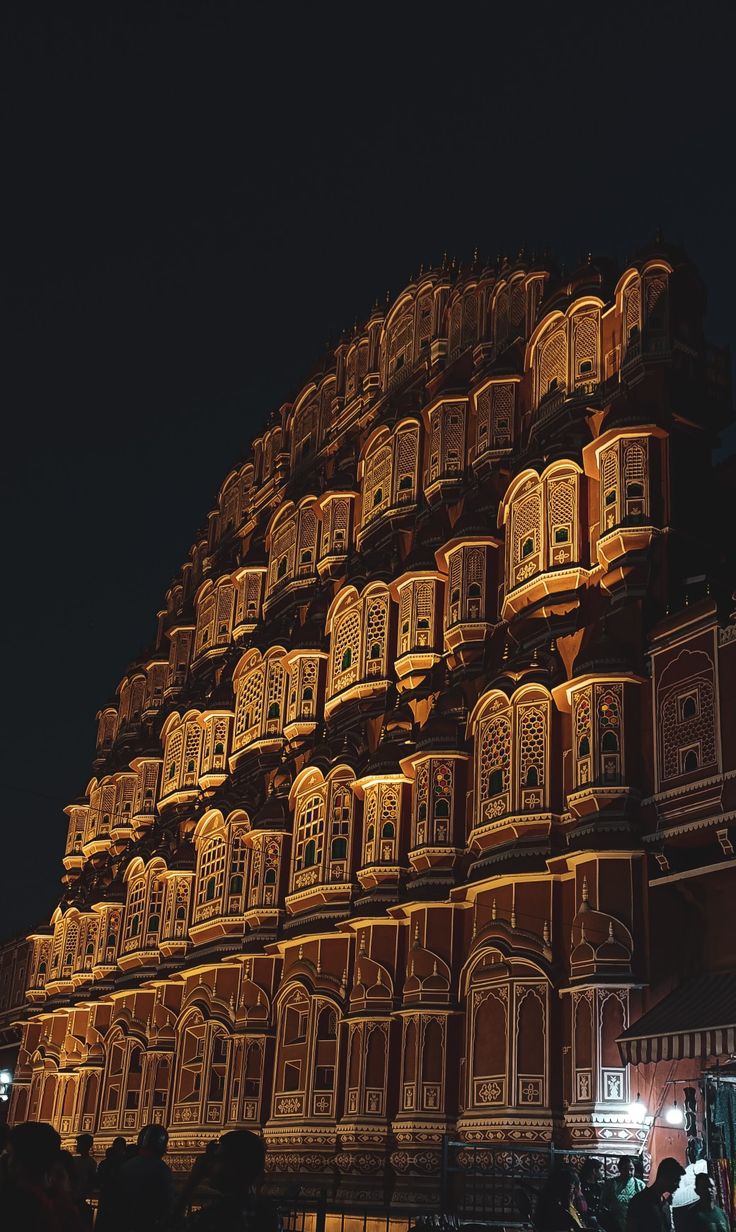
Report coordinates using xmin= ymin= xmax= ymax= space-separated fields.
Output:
xmin=183 ymin=1129 xmax=280 ymax=1232
xmin=626 ymin=1159 xmax=685 ymax=1232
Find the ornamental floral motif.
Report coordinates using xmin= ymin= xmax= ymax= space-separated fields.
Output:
xmin=477 ymin=1080 xmax=502 ymax=1103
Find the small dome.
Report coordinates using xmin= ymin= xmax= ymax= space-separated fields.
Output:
xmin=573 ymin=621 xmax=637 ymax=677
xmin=271 ymin=751 xmax=294 ymax=797
xmin=447 ymin=488 xmax=497 ymax=541
xmin=417 ymin=679 xmax=468 ymax=751
xmin=251 ymin=789 xmax=290 ymax=831
xmin=168 ymin=841 xmax=196 ymax=872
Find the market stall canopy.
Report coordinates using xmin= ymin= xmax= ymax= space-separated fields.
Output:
xmin=617 ymin=973 xmax=736 ymax=1065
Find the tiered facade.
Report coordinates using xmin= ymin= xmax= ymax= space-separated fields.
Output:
xmin=10 ymin=241 xmax=736 ymax=1191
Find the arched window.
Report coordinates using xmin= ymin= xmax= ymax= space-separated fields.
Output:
xmin=474 ymin=690 xmax=551 ymax=826
xmin=207 ymin=1032 xmax=229 ymax=1103
xmin=383 ymin=303 xmax=415 ymax=383
xmin=601 ymin=730 xmax=618 ymax=754
xmin=362 ymin=440 xmax=393 ymax=527
xmin=478 ymin=713 xmax=511 ymax=809
xmin=196 ymin=836 xmax=226 ymax=913
xmin=176 ymin=1017 xmax=206 ymax=1106
xmin=472 ymin=990 xmax=507 ymax=1105
xmin=294 ymin=792 xmax=325 ymax=878
xmin=535 ymin=321 xmax=567 ymax=403
xmin=516 ymin=987 xmax=546 ymax=1105
xmin=125 ymin=876 xmax=146 ymax=945
xmin=402 ymin=1019 xmax=418 ymax=1109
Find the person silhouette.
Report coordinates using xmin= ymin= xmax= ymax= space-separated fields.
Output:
xmin=184 ymin=1129 xmax=280 ymax=1231
xmin=4 ymin=1120 xmax=65 ymax=1231
xmin=116 ymin=1124 xmax=173 ymax=1232
xmin=626 ymin=1159 xmax=685 ymax=1232
xmin=685 ymin=1173 xmax=729 ymax=1232
xmin=95 ymin=1135 xmax=128 ymax=1231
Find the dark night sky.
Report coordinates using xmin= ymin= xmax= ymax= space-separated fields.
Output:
xmin=2 ymin=3 xmax=735 ymax=938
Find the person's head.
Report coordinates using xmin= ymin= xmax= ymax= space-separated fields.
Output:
xmin=111 ymin=1135 xmax=127 ymax=1157
xmin=76 ymin=1132 xmax=93 ymax=1156
xmin=546 ymin=1167 xmax=580 ymax=1207
xmin=205 ymin=1138 xmax=219 ymax=1157
xmin=8 ymin=1121 xmax=61 ymax=1185
xmin=695 ymin=1174 xmax=716 ymax=1207
xmin=581 ymin=1158 xmax=602 ymax=1183
xmin=655 ymin=1158 xmax=685 ymax=1196
xmin=137 ymin=1124 xmax=168 ymax=1159
xmin=618 ymin=1157 xmax=636 ymax=1181
xmin=210 ymin=1130 xmax=266 ymax=1195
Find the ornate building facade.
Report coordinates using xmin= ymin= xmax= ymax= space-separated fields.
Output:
xmin=8 ymin=240 xmax=736 ymax=1189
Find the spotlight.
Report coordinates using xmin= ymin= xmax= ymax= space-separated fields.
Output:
xmin=665 ymin=1100 xmax=684 ymax=1126
xmin=0 ymin=1069 xmax=11 ymax=1085
xmin=628 ymin=1093 xmax=647 ymax=1120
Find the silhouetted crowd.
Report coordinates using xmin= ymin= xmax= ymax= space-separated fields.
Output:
xmin=0 ymin=1125 xmax=731 ymax=1232
xmin=532 ymin=1156 xmax=729 ymax=1232
xmin=0 ymin=1122 xmax=280 ymax=1231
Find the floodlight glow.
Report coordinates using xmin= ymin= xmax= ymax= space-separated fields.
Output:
xmin=665 ymin=1101 xmax=684 ymax=1125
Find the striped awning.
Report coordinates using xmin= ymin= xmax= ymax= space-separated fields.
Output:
xmin=617 ymin=973 xmax=736 ymax=1066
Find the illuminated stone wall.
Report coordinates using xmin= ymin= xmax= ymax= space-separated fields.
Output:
xmin=10 ymin=242 xmax=736 ymax=1189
